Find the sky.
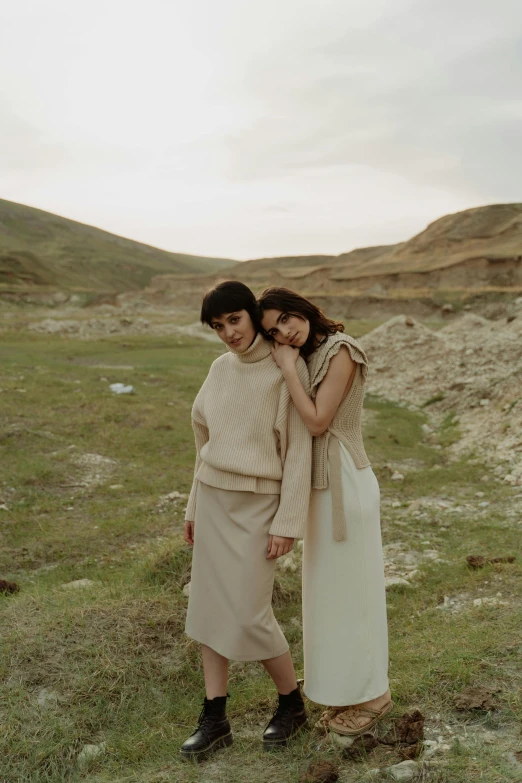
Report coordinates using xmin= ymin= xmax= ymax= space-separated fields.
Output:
xmin=1 ymin=0 xmax=521 ymax=260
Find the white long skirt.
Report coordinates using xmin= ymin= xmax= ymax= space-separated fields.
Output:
xmin=302 ymin=443 xmax=389 ymax=706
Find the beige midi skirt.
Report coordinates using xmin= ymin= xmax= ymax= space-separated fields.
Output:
xmin=185 ymin=481 xmax=289 ymax=661
xmin=303 ymin=442 xmax=389 ymax=706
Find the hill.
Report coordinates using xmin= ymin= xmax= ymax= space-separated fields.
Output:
xmin=0 ymin=199 xmax=237 ymax=293
xmin=217 ymin=204 xmax=522 ymax=293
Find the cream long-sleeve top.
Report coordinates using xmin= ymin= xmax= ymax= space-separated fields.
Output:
xmin=185 ymin=333 xmax=312 ymax=539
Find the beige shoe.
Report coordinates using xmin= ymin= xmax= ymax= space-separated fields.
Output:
xmin=315 ymin=706 xmax=346 ymax=730
xmin=329 ymin=700 xmax=393 ymax=736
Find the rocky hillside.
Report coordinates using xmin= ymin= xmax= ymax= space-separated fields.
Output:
xmin=218 ymin=203 xmax=522 ymax=296
xmin=360 ymin=306 xmax=522 ymax=488
xmin=0 ymin=199 xmax=236 ymax=293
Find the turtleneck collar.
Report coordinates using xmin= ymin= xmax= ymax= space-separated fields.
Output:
xmin=232 ymin=332 xmax=272 ymax=363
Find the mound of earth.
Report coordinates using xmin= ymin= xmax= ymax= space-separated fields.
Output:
xmin=360 ymin=301 xmax=522 ymax=485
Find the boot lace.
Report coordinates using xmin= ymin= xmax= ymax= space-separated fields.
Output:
xmin=197 ymin=700 xmax=221 ymax=736
xmin=267 ymin=700 xmax=295 ymax=732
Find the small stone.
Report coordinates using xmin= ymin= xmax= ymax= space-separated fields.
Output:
xmin=78 ymin=742 xmax=106 ymax=765
xmin=330 ymin=732 xmax=356 ymax=749
xmin=297 ymin=540 xmax=304 ymax=551
xmin=391 ymin=472 xmax=405 ymax=482
xmin=385 ymin=577 xmax=411 ymax=589
xmin=423 ymin=740 xmax=438 ymax=758
xmin=36 ymin=688 xmax=59 ymax=708
xmin=182 ymin=581 xmax=191 ymax=597
xmin=478 ymin=501 xmax=490 ymax=508
xmin=475 ymin=491 xmax=485 ymax=498
xmin=109 ymin=484 xmax=124 ymax=490
xmin=421 ymin=424 xmax=433 ymax=435
xmin=392 ymin=501 xmax=401 ymax=508
xmin=386 ymin=760 xmax=419 ymax=781
xmin=61 ymin=578 xmax=96 ymax=590
xmin=479 ymin=399 xmax=490 ymax=406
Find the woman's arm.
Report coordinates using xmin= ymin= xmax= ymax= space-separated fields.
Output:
xmin=184 ymin=413 xmax=209 ymax=545
xmin=271 ymin=343 xmax=356 ymax=437
xmin=268 ymin=359 xmax=313 ymax=541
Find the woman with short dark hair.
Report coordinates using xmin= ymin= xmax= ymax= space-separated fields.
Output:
xmin=181 ymin=281 xmax=312 ymax=760
xmin=258 ymin=287 xmax=391 ymax=738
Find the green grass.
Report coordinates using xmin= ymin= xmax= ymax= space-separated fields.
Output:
xmin=1 ymin=333 xmax=521 ymax=782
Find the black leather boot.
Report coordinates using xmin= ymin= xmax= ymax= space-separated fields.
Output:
xmin=180 ymin=695 xmax=232 ymax=761
xmin=262 ymin=685 xmax=308 ymax=750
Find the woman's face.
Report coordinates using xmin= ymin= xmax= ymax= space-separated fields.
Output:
xmin=210 ymin=309 xmax=257 ymax=352
xmin=261 ymin=309 xmax=310 ymax=348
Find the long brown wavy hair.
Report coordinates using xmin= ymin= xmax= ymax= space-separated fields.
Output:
xmin=257 ymin=287 xmax=344 ymax=357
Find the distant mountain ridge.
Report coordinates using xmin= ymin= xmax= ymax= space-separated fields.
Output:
xmin=0 ymin=199 xmax=237 ymax=292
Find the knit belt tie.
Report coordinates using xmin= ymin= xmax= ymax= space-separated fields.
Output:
xmin=328 ymin=435 xmax=347 ymax=542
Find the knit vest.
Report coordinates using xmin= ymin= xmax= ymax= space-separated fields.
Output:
xmin=308 ymin=332 xmax=370 ymax=541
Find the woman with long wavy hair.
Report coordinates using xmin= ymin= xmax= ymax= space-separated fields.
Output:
xmin=258 ymin=287 xmax=391 ymax=737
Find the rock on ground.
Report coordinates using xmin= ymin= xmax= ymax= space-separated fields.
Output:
xmin=386 ymin=760 xmax=420 ymax=781
xmin=77 ymin=742 xmax=106 ymax=765
xmin=61 ymin=578 xmax=97 ymax=590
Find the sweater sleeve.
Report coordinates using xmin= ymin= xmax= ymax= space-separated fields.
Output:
xmin=185 ymin=400 xmax=209 ymax=522
xmin=269 ymin=359 xmax=312 ymax=538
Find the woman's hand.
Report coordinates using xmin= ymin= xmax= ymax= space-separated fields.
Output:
xmin=266 ymin=535 xmax=295 ymax=560
xmin=184 ymin=520 xmax=195 ymax=546
xmin=270 ymin=343 xmax=299 ymax=374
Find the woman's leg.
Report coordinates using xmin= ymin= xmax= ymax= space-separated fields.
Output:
xmin=261 ymin=650 xmax=297 ymax=694
xmin=202 ymin=644 xmax=229 ymax=698
xmin=260 ymin=651 xmax=307 ymax=748
xmin=180 ymin=645 xmax=231 ymax=760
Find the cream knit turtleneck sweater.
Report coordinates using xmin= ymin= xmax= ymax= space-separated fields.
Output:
xmin=185 ymin=333 xmax=312 ymax=539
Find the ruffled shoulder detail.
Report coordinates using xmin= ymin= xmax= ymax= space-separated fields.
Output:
xmin=308 ymin=332 xmax=368 ymax=394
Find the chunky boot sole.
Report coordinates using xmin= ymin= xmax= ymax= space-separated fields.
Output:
xmin=262 ymin=719 xmax=307 ymax=751
xmin=180 ymin=731 xmax=233 ymax=761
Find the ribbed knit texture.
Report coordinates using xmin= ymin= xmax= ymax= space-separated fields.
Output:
xmin=307 ymin=333 xmax=370 ymax=541
xmin=185 ymin=333 xmax=312 ymax=539
xmin=308 ymin=332 xmax=371 ymax=491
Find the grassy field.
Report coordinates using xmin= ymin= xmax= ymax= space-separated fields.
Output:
xmin=1 ymin=329 xmax=521 ymax=783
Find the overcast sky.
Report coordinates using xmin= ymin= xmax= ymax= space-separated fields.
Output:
xmin=1 ymin=0 xmax=521 ymax=260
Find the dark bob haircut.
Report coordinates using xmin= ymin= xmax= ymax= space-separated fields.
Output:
xmin=200 ymin=280 xmax=260 ymax=328
xmin=258 ymin=286 xmax=344 ymax=357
